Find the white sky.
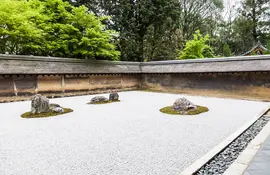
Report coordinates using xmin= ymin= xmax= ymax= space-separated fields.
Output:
xmin=222 ymin=0 xmax=242 ymax=20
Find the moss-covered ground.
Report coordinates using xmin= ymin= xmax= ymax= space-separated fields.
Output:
xmin=21 ymin=108 xmax=73 ymax=118
xmin=87 ymin=100 xmax=120 ymax=105
xmin=160 ymin=105 xmax=209 ymax=115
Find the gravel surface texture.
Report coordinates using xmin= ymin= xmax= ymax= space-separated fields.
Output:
xmin=0 ymin=91 xmax=268 ymax=175
xmin=196 ymin=115 xmax=270 ymax=175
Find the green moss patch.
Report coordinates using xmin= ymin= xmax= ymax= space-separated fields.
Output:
xmin=87 ymin=100 xmax=120 ymax=105
xmin=21 ymin=108 xmax=73 ymax=118
xmin=160 ymin=105 xmax=209 ymax=115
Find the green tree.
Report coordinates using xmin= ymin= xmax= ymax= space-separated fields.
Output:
xmin=239 ymin=0 xmax=270 ymax=43
xmin=0 ymin=0 xmax=120 ymax=60
xmin=223 ymin=43 xmax=232 ymax=57
xmin=0 ymin=0 xmax=44 ymax=54
xmin=226 ymin=0 xmax=270 ymax=55
xmin=179 ymin=30 xmax=214 ymax=59
xmin=67 ymin=0 xmax=225 ymax=61
xmin=67 ymin=0 xmax=182 ymax=61
xmin=179 ymin=0 xmax=224 ymax=40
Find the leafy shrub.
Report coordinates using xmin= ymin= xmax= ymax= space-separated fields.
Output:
xmin=178 ymin=30 xmax=214 ymax=60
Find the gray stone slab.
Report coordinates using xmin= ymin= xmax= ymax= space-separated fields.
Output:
xmin=245 ymin=134 xmax=270 ymax=175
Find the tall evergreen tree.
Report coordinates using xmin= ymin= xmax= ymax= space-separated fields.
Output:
xmin=238 ymin=0 xmax=270 ymax=43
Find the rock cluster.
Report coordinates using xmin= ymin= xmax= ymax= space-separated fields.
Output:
xmin=31 ymin=94 xmax=64 ymax=114
xmin=31 ymin=94 xmax=50 ymax=114
xmin=90 ymin=92 xmax=120 ymax=104
xmin=195 ymin=116 xmax=270 ymax=175
xmin=109 ymin=92 xmax=119 ymax=101
xmin=172 ymin=97 xmax=197 ymax=111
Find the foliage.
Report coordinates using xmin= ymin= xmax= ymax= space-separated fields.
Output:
xmin=67 ymin=0 xmax=223 ymax=61
xmin=160 ymin=105 xmax=209 ymax=115
xmin=0 ymin=0 xmax=44 ymax=55
xmin=264 ymin=40 xmax=270 ymax=54
xmin=215 ymin=0 xmax=270 ymax=55
xmin=1 ymin=0 xmax=269 ymax=60
xmin=223 ymin=43 xmax=232 ymax=57
xmin=21 ymin=108 xmax=73 ymax=118
xmin=179 ymin=31 xmax=214 ymax=59
xmin=0 ymin=0 xmax=120 ymax=60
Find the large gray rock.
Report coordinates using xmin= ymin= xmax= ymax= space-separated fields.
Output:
xmin=90 ymin=96 xmax=109 ymax=104
xmin=109 ymin=92 xmax=119 ymax=101
xmin=31 ymin=94 xmax=50 ymax=114
xmin=172 ymin=97 xmax=197 ymax=111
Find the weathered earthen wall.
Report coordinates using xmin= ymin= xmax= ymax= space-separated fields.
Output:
xmin=142 ymin=72 xmax=270 ymax=101
xmin=38 ymin=75 xmax=63 ymax=93
xmin=0 ymin=77 xmax=14 ymax=96
xmin=0 ymin=74 xmax=141 ymax=101
xmin=1 ymin=54 xmax=270 ymax=102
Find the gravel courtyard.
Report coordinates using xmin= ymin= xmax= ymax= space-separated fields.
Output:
xmin=0 ymin=91 xmax=269 ymax=175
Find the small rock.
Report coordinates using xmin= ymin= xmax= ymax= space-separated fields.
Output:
xmin=50 ymin=103 xmax=61 ymax=108
xmin=109 ymin=92 xmax=119 ymax=101
xmin=52 ymin=107 xmax=64 ymax=113
xmin=90 ymin=96 xmax=109 ymax=104
xmin=31 ymin=94 xmax=50 ymax=114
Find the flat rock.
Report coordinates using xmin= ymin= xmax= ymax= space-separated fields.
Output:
xmin=90 ymin=96 xmax=109 ymax=104
xmin=52 ymin=107 xmax=64 ymax=113
xmin=50 ymin=103 xmax=61 ymax=108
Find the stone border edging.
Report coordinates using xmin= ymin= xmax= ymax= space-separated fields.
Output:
xmin=223 ymin=114 xmax=270 ymax=175
xmin=180 ymin=105 xmax=270 ymax=175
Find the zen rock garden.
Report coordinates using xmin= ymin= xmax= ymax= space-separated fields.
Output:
xmin=1 ymin=91 xmax=269 ymax=175
xmin=88 ymin=92 xmax=120 ymax=104
xmin=21 ymin=93 xmax=208 ymax=118
xmin=160 ymin=97 xmax=209 ymax=115
xmin=21 ymin=94 xmax=73 ymax=118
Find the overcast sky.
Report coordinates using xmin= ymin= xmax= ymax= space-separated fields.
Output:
xmin=223 ymin=0 xmax=241 ymax=19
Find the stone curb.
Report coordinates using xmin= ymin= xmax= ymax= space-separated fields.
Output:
xmin=180 ymin=105 xmax=270 ymax=175
xmin=223 ymin=115 xmax=270 ymax=175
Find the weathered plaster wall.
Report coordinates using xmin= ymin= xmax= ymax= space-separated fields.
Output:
xmin=0 ymin=74 xmax=141 ymax=98
xmin=0 ymin=76 xmax=14 ymax=96
xmin=142 ymin=72 xmax=270 ymax=101
xmin=0 ymin=54 xmax=270 ymax=101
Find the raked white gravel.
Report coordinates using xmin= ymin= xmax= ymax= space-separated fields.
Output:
xmin=0 ymin=91 xmax=269 ymax=175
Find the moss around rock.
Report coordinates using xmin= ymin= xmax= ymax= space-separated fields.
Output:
xmin=87 ymin=100 xmax=120 ymax=105
xmin=160 ymin=105 xmax=209 ymax=115
xmin=21 ymin=108 xmax=73 ymax=118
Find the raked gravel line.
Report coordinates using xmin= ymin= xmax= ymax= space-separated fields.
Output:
xmin=0 ymin=91 xmax=269 ymax=175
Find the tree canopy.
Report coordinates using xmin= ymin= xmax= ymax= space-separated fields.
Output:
xmin=179 ymin=30 xmax=214 ymax=59
xmin=1 ymin=0 xmax=269 ymax=61
xmin=0 ymin=0 xmax=120 ymax=60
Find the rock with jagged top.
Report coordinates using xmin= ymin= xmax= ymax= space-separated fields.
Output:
xmin=31 ymin=94 xmax=50 ymax=114
xmin=172 ymin=97 xmax=197 ymax=111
